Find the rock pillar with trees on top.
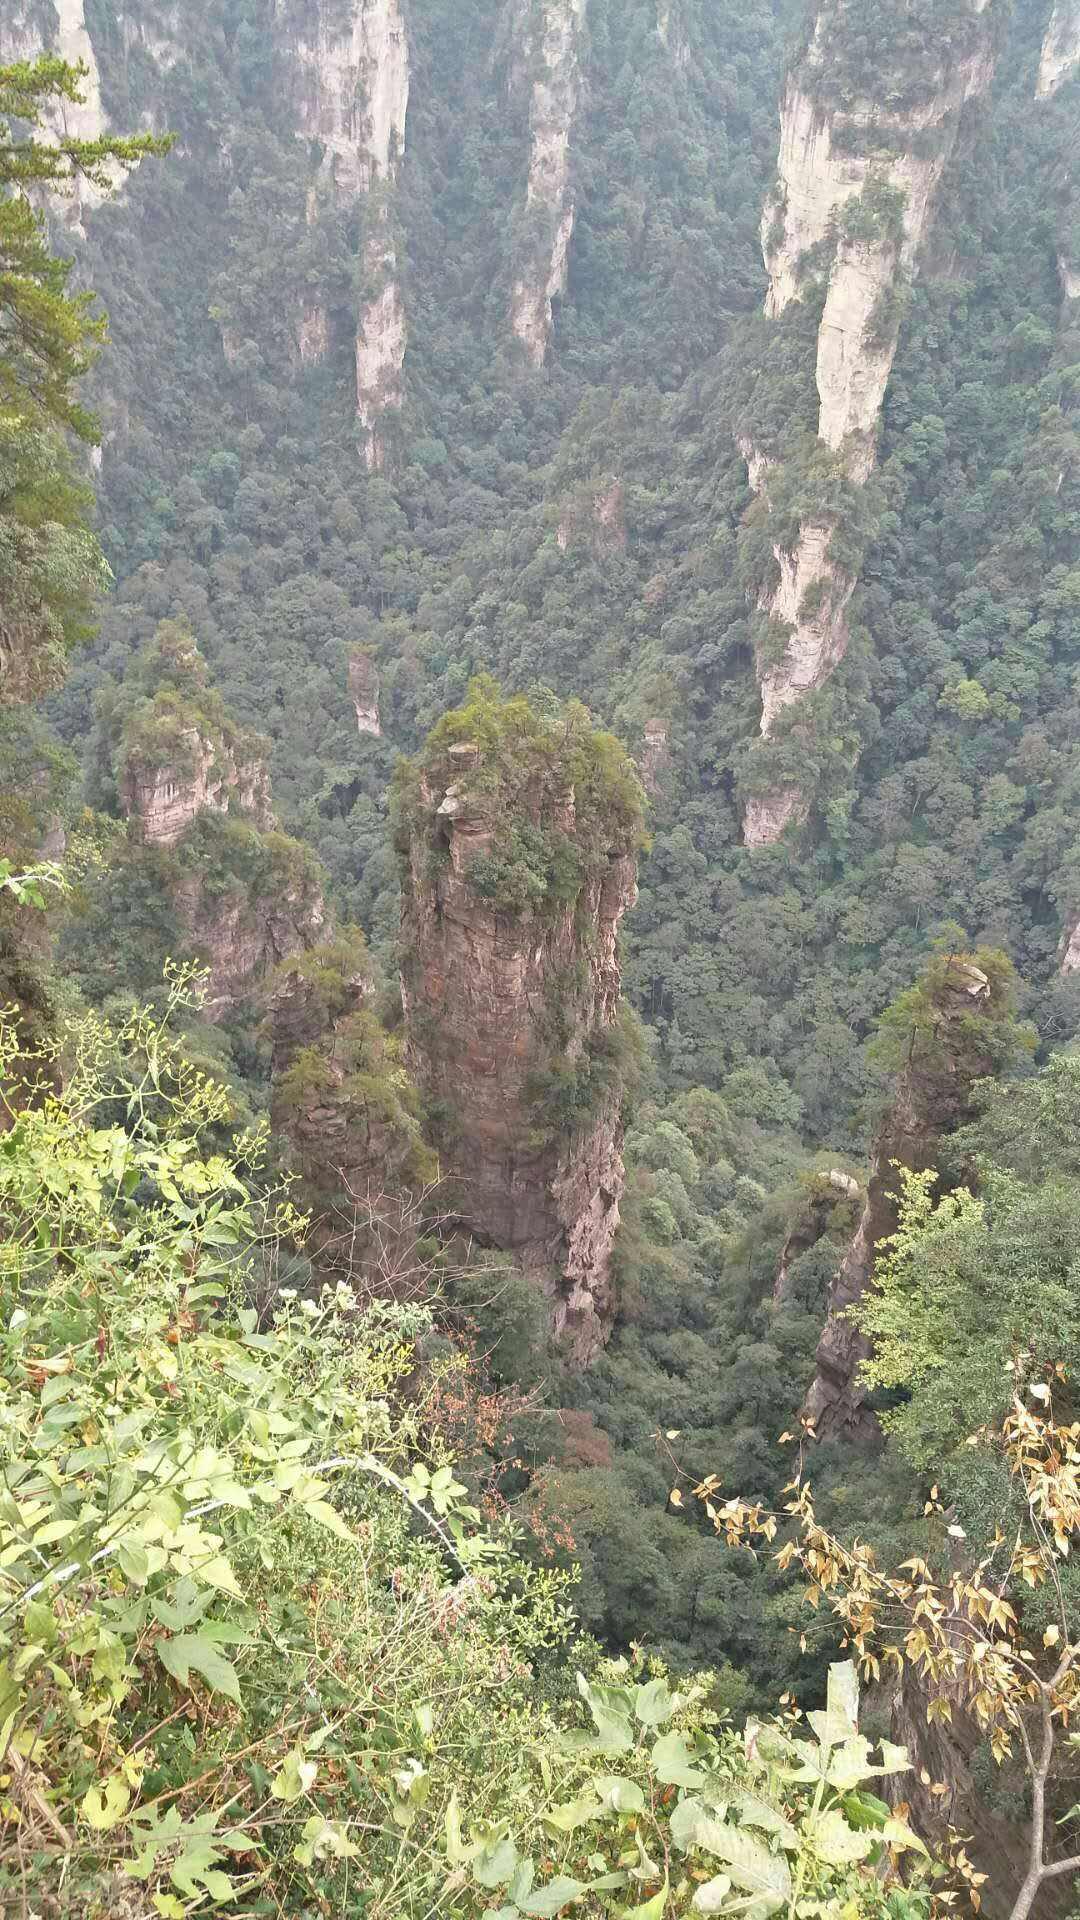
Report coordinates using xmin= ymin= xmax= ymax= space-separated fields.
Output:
xmin=395 ymin=678 xmax=645 ymax=1366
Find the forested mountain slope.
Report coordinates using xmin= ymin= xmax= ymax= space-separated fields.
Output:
xmin=7 ymin=1 xmax=1080 ymax=1909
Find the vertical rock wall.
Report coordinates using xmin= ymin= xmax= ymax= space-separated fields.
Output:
xmin=510 ymin=0 xmax=586 ymax=367
xmin=397 ymin=699 xmax=643 ymax=1366
xmin=1037 ymin=1 xmax=1080 ymax=96
xmin=291 ymin=0 xmax=410 ymax=465
xmin=741 ymin=3 xmax=998 ymax=845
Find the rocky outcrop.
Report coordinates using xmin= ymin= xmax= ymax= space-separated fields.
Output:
xmin=803 ymin=955 xmax=1002 ymax=1443
xmin=1060 ymin=914 xmax=1080 ymax=974
xmin=121 ymin=729 xmax=273 ymax=850
xmin=398 ymin=690 xmax=643 ymax=1365
xmin=290 ymin=0 xmax=410 ymax=462
xmin=556 ymin=476 xmax=626 ymax=554
xmin=349 ymin=650 xmax=382 ymax=736
xmin=1037 ymin=2 xmax=1080 ymax=96
xmin=175 ymin=861 xmax=326 ymax=1021
xmin=638 ymin=719 xmax=670 ymax=796
xmin=511 ymin=0 xmax=586 ymax=367
xmin=773 ymin=1169 xmax=860 ymax=1304
xmin=115 ymin=625 xmax=325 ymax=1017
xmin=740 ymin=2 xmax=998 ymax=843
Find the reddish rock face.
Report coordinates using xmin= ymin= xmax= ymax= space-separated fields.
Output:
xmin=121 ymin=728 xmax=274 ymax=850
xmin=399 ymin=754 xmax=639 ymax=1368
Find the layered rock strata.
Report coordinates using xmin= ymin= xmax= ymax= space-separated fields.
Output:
xmin=803 ymin=957 xmax=997 ymax=1442
xmin=741 ymin=2 xmax=998 ymax=844
xmin=291 ymin=0 xmax=410 ymax=463
xmin=121 ymin=729 xmax=273 ymax=850
xmin=511 ymin=0 xmax=586 ymax=367
xmin=398 ymin=698 xmax=643 ymax=1365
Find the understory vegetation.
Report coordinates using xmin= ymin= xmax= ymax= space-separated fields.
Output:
xmin=6 ymin=0 xmax=1080 ymax=1910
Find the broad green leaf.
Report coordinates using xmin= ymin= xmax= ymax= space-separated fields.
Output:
xmin=118 ymin=1541 xmax=150 ymax=1586
xmin=808 ymin=1660 xmax=859 ymax=1752
xmin=670 ymin=1798 xmax=730 ymax=1854
xmin=692 ymin=1875 xmax=732 ymax=1913
xmin=732 ymin=1790 xmax=797 ymax=1848
xmin=596 ymin=1774 xmax=646 ymax=1814
xmin=618 ymin=1881 xmax=668 ymax=1919
xmin=689 ymin=1820 xmax=791 ymax=1907
xmin=878 ymin=1739 xmax=911 ymax=1775
xmin=651 ymin=1729 xmax=705 ymax=1787
xmin=826 ymin=1735 xmax=874 ymax=1792
xmin=271 ymin=1749 xmax=318 ymax=1803
xmin=301 ymin=1497 xmax=355 ymax=1542
xmin=808 ymin=1808 xmax=874 ymax=1867
xmin=634 ymin=1677 xmax=674 ymax=1727
xmin=842 ymin=1789 xmax=890 ymax=1831
xmin=542 ymin=1796 xmax=605 ymax=1833
xmin=520 ymin=1876 xmax=587 ymax=1915
xmin=474 ymin=1830 xmax=519 ymax=1888
xmin=880 ymin=1816 xmax=928 ymax=1857
xmin=82 ymin=1775 xmax=131 ymax=1830
xmin=157 ymin=1633 xmax=241 ymax=1704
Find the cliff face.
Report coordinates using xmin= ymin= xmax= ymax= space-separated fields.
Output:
xmin=510 ymin=0 xmax=586 ymax=367
xmin=397 ymin=690 xmax=643 ymax=1366
xmin=116 ymin=628 xmax=325 ymax=1018
xmin=1037 ymin=1 xmax=1080 ymax=96
xmin=121 ymin=728 xmax=273 ymax=850
xmin=741 ymin=2 xmax=998 ymax=845
xmin=803 ymin=955 xmax=1006 ymax=1442
xmin=348 ymin=651 xmax=382 ymax=736
xmin=289 ymin=0 xmax=410 ymax=464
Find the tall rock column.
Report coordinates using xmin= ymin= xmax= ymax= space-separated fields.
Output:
xmin=511 ymin=0 xmax=586 ymax=367
xmin=397 ymin=683 xmax=643 ymax=1366
xmin=740 ymin=2 xmax=999 ymax=846
xmin=803 ymin=951 xmax=1020 ymax=1443
xmin=292 ymin=0 xmax=410 ymax=467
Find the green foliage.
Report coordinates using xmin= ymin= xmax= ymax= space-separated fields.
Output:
xmin=0 ymin=54 xmax=168 ymax=702
xmin=396 ymin=675 xmax=645 ymax=918
xmin=858 ymin=1052 xmax=1080 ymax=1471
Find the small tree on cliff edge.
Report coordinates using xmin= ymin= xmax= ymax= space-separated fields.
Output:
xmin=675 ymin=1389 xmax=1080 ymax=1920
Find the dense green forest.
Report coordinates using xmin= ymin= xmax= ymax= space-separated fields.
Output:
xmin=6 ymin=0 xmax=1080 ymax=1910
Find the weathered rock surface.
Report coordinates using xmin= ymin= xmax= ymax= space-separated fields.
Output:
xmin=175 ymin=862 xmax=326 ymax=1021
xmin=349 ymin=651 xmax=382 ymax=736
xmin=121 ymin=729 xmax=274 ymax=850
xmin=116 ymin=629 xmax=325 ymax=1017
xmin=399 ymin=715 xmax=641 ymax=1366
xmin=803 ymin=957 xmax=996 ymax=1442
xmin=741 ymin=2 xmax=998 ymax=843
xmin=511 ymin=0 xmax=586 ymax=367
xmin=290 ymin=0 xmax=410 ymax=460
xmin=556 ymin=476 xmax=627 ymax=554
xmin=1037 ymin=1 xmax=1080 ymax=95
